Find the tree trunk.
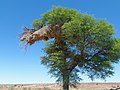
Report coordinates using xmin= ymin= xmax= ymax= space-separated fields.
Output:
xmin=63 ymin=71 xmax=70 ymax=90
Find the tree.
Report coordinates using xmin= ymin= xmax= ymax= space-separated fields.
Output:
xmin=20 ymin=7 xmax=120 ymax=90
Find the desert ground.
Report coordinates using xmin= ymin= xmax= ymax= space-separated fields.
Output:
xmin=0 ymin=83 xmax=120 ymax=90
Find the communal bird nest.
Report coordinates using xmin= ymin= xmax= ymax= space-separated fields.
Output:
xmin=20 ymin=24 xmax=62 ymax=46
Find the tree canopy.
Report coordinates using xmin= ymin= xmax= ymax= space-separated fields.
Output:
xmin=20 ymin=7 xmax=120 ymax=90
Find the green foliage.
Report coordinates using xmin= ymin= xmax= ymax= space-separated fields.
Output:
xmin=62 ymin=14 xmax=120 ymax=80
xmin=32 ymin=19 xmax=45 ymax=30
xmin=32 ymin=6 xmax=81 ymax=29
xmin=41 ymin=40 xmax=82 ymax=84
xmin=31 ymin=6 xmax=120 ymax=89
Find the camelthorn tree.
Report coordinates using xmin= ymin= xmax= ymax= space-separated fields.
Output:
xmin=20 ymin=7 xmax=120 ymax=90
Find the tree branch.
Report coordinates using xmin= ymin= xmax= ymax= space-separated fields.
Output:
xmin=88 ymin=49 xmax=107 ymax=61
xmin=67 ymin=55 xmax=81 ymax=72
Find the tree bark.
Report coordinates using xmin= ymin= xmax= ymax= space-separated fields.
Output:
xmin=63 ymin=71 xmax=70 ymax=90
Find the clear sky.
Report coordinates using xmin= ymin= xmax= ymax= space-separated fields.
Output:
xmin=0 ymin=0 xmax=120 ymax=84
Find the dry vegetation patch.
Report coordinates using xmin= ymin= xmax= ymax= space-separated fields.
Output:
xmin=0 ymin=83 xmax=120 ymax=90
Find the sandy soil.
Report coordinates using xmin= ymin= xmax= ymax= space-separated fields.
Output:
xmin=0 ymin=83 xmax=120 ymax=90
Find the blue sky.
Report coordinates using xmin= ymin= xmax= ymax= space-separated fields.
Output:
xmin=0 ymin=0 xmax=120 ymax=84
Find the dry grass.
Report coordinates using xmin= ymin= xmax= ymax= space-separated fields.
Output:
xmin=0 ymin=83 xmax=120 ymax=90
